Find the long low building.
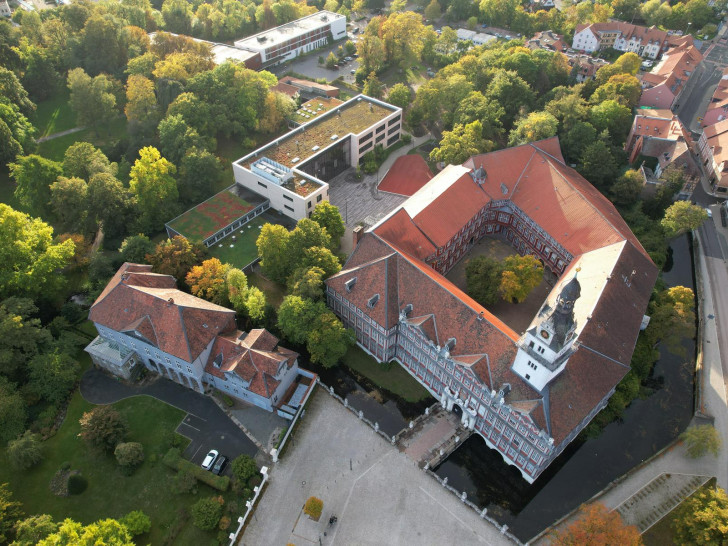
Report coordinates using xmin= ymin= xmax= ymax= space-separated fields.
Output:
xmin=325 ymin=137 xmax=657 ymax=483
xmin=233 ymin=94 xmax=402 ymax=221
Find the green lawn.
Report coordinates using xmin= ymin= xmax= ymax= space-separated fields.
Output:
xmin=38 ymin=117 xmax=128 ymax=162
xmin=247 ymin=271 xmax=285 ymax=308
xmin=33 ymin=90 xmax=76 ymax=139
xmin=168 ymin=190 xmax=255 ymax=242
xmin=342 ymin=346 xmax=431 ymax=403
xmin=0 ymin=392 xmax=235 ymax=545
xmin=643 ymin=478 xmax=716 ymax=545
xmin=208 ymin=216 xmax=267 ymax=269
xmin=380 ymin=63 xmax=428 ymax=87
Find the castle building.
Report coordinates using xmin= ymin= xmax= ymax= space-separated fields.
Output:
xmin=325 ymin=138 xmax=657 ymax=482
xmin=86 ymin=263 xmax=311 ymax=414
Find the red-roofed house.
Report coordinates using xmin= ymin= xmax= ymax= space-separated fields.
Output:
xmin=326 ymin=138 xmax=657 ymax=483
xmin=86 ymin=263 xmax=310 ymax=413
xmin=698 ymin=118 xmax=728 ymax=193
xmin=639 ymin=42 xmax=703 ymax=109
xmin=702 ymin=68 xmax=728 ymax=128
xmin=572 ymin=22 xmax=669 ymax=59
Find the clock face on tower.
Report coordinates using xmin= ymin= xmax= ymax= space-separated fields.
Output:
xmin=540 ymin=330 xmax=550 ymax=339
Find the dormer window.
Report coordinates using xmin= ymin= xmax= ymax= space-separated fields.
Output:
xmin=367 ymin=294 xmax=380 ymax=308
xmin=540 ymin=330 xmax=550 ymax=339
xmin=345 ymin=277 xmax=357 ymax=292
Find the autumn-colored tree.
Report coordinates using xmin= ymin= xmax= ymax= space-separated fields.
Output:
xmin=645 ymin=285 xmax=695 ymax=356
xmin=549 ymin=502 xmax=641 ymax=546
xmin=288 ymin=266 xmax=326 ymax=301
xmin=79 ymin=405 xmax=128 ymax=451
xmin=363 ymin=72 xmax=384 ymax=99
xmin=186 ymin=258 xmax=231 ymax=305
xmin=125 ymin=75 xmax=158 ymax=129
xmin=304 ymin=497 xmax=323 ymax=521
xmin=38 ymin=518 xmax=133 ymax=546
xmin=680 ymin=424 xmax=721 ymax=458
xmin=499 ymin=254 xmax=543 ymax=303
xmin=672 ymin=486 xmax=728 ymax=545
xmin=149 ymin=235 xmax=207 ymax=282
xmin=508 ymin=111 xmax=559 ymax=146
xmin=661 ymin=201 xmax=709 ymax=237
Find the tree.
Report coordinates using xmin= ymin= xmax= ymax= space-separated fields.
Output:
xmin=0 ymin=298 xmax=51 ymax=380
xmin=578 ymin=140 xmax=618 ymax=190
xmin=499 ymin=254 xmax=544 ymax=303
xmin=0 ymin=66 xmax=34 ymax=115
xmin=0 ymin=100 xmax=36 ymax=163
xmin=425 ymin=0 xmax=441 ymax=21
xmin=75 ymin=13 xmax=128 ymax=76
xmin=325 ymin=51 xmax=337 ymax=69
xmin=288 ymin=267 xmax=326 ymax=301
xmin=661 ymin=201 xmax=709 ymax=237
xmin=186 ymin=258 xmax=231 ymax=305
xmin=119 ymin=235 xmax=154 ymax=264
xmin=9 ymin=154 xmax=63 ymax=216
xmin=190 ymin=496 xmax=224 ymax=531
xmin=244 ymin=287 xmax=266 ymax=323
xmin=231 ymin=454 xmax=258 ymax=483
xmin=310 ymin=201 xmax=345 ymax=249
xmin=380 ymin=12 xmax=429 ymax=68
xmin=0 ymin=483 xmax=24 ymax=544
xmin=610 ymin=169 xmax=643 ymax=206
xmin=63 ymin=140 xmax=113 ymax=181
xmin=485 ymin=70 xmax=535 ymax=129
xmin=158 ymin=114 xmax=208 ymax=166
xmin=645 ymin=286 xmax=695 ymax=356
xmin=149 ymin=236 xmax=206 ymax=281
xmin=287 ymin=219 xmax=331 ymax=279
xmin=680 ymin=424 xmax=721 ymax=458
xmin=119 ymin=511 xmax=150 ymax=536
xmin=672 ymin=486 xmax=728 ymax=545
xmin=278 ymin=296 xmax=323 ymax=345
xmin=27 ymin=351 xmax=79 ymax=405
xmin=550 ymin=502 xmax=641 ymax=545
xmin=162 ymin=0 xmax=193 ymax=33
xmin=259 ymin=92 xmax=296 ymax=135
xmin=49 ymin=177 xmax=88 ymax=233
xmin=591 ymin=74 xmax=642 ymax=108
xmin=545 ymin=90 xmax=589 ymax=132
xmin=66 ymin=68 xmax=117 ymax=135
xmin=177 ymin=147 xmax=222 ymax=205
xmin=79 ymin=405 xmax=129 ymax=451
xmin=363 ymin=72 xmax=384 ymax=99
xmin=386 ymin=83 xmax=411 ymax=109
xmin=125 ymin=75 xmax=159 ymax=138
xmin=466 ymin=256 xmax=502 ymax=306
xmin=87 ymin=173 xmax=134 ymax=242
xmin=304 ymin=497 xmax=324 ymax=520
xmin=430 ymin=121 xmax=493 ymax=166
xmin=256 ymin=224 xmax=291 ymax=284
xmin=560 ymin=121 xmax=597 ymax=164
xmin=301 ymin=246 xmax=341 ymax=280
xmin=0 ymin=204 xmax=75 ymax=301
xmin=226 ymin=268 xmax=249 ymax=314
xmin=589 ymin=99 xmax=632 ymax=143
xmin=172 ymin=470 xmax=197 ymax=494
xmin=129 ymin=146 xmax=179 ymax=233
xmin=357 ymin=33 xmax=386 ymax=74
xmin=6 ymin=430 xmax=43 ymax=470
xmin=452 ymin=91 xmax=505 ymax=141
xmin=641 ymin=0 xmax=672 ymax=27
xmin=307 ymin=311 xmax=355 ymax=368
xmin=38 ymin=518 xmax=133 ymax=546
xmin=13 ymin=514 xmax=58 ymax=545
xmin=114 ymin=442 xmax=145 ymax=468
xmin=508 ymin=111 xmax=559 ymax=146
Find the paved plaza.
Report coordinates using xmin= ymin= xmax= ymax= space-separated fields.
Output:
xmin=241 ymin=391 xmax=511 ymax=546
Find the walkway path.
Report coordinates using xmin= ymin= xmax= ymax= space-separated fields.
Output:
xmin=36 ymin=126 xmax=85 ymax=143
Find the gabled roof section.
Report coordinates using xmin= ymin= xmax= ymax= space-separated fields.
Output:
xmin=90 ymin=263 xmax=236 ymax=363
xmin=408 ymin=315 xmax=439 ymax=346
xmin=377 ymin=155 xmax=434 ymax=197
xmin=372 ymin=208 xmax=436 ymax=261
xmin=240 ymin=329 xmax=279 ymax=352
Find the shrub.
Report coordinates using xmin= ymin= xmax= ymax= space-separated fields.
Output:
xmin=162 ymin=448 xmax=229 ymax=491
xmin=78 ymin=406 xmax=128 ymax=451
xmin=304 ymin=497 xmax=323 ymax=521
xmin=120 ymin=510 xmax=151 ymax=536
xmin=680 ymin=425 xmax=721 ymax=458
xmin=7 ymin=430 xmax=43 ymax=470
xmin=248 ymin=475 xmax=262 ymax=489
xmin=172 ymin=470 xmax=197 ymax=495
xmin=231 ymin=454 xmax=258 ymax=484
xmin=67 ymin=473 xmax=87 ymax=495
xmin=226 ymin=501 xmax=239 ymax=515
xmin=191 ymin=496 xmax=224 ymax=531
xmin=162 ymin=508 xmax=188 ymax=546
xmin=115 ymin=442 xmax=145 ymax=470
xmin=218 ymin=515 xmax=231 ymax=531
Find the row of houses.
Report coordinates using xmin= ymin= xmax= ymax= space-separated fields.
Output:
xmin=572 ymin=22 xmax=686 ymax=60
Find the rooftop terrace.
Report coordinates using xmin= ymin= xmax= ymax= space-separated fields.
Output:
xmin=234 ymin=10 xmax=344 ymax=51
xmin=291 ymin=97 xmax=344 ymax=124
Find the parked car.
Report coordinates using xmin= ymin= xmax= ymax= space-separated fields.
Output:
xmin=212 ymin=455 xmax=228 ymax=475
xmin=201 ymin=449 xmax=218 ymax=470
xmin=350 ymin=69 xmax=356 ymax=74
xmin=345 ymin=56 xmax=353 ymax=61
xmin=706 ymin=207 xmax=713 ymax=219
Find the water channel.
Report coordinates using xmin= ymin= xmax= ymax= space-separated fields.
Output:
xmin=434 ymin=234 xmax=697 ymax=542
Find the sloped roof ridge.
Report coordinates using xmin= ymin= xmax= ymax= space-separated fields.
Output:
xmin=509 ymin=147 xmax=538 ymax=196
xmin=544 ymin=157 xmax=651 ymax=258
xmin=130 ymin=285 xmax=234 ymax=313
xmin=178 ymin=305 xmax=193 ymax=362
xmin=329 ymin=251 xmax=398 ymax=280
xmin=578 ymin=341 xmax=632 ymax=369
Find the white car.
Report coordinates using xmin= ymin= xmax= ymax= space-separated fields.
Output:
xmin=706 ymin=207 xmax=713 ymax=219
xmin=201 ymin=449 xmax=219 ymax=470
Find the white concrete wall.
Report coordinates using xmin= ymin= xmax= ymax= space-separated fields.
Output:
xmin=572 ymin=28 xmax=598 ymax=52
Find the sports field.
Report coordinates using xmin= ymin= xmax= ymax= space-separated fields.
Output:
xmin=167 ymin=190 xmax=255 ymax=242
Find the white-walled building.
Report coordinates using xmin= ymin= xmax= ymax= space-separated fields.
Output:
xmin=572 ymin=22 xmax=669 ymax=59
xmin=86 ymin=263 xmax=310 ymax=413
xmin=234 ymin=10 xmax=346 ymax=68
xmin=232 ymin=94 xmax=402 ymax=221
xmin=0 ymin=0 xmax=11 ymax=18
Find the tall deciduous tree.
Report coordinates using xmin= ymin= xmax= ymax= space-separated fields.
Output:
xmin=386 ymin=83 xmax=412 ymax=109
xmin=87 ymin=172 xmax=134 ymax=242
xmin=588 ymin=99 xmax=632 ymax=143
xmin=288 ymin=219 xmax=331 ymax=273
xmin=13 ymin=514 xmax=58 ymax=545
xmin=0 ymin=205 xmax=75 ymax=300
xmin=610 ymin=169 xmax=644 ymax=207
xmin=499 ymin=254 xmax=544 ymax=303
xmin=50 ymin=177 xmax=89 ymax=233
xmin=672 ymin=486 xmax=728 ymax=545
xmin=0 ymin=100 xmax=36 ymax=164
xmin=178 ymin=147 xmax=222 ymax=205
xmin=0 ymin=67 xmax=35 ymax=115
xmin=125 ymin=74 xmax=159 ymax=139
xmin=0 ymin=298 xmax=52 ymax=380
xmin=149 ymin=235 xmax=206 ymax=281
xmin=466 ymin=256 xmax=506 ymax=307
xmin=67 ymin=68 xmax=117 ymax=135
xmin=277 ymin=296 xmax=324 ymax=345
xmin=9 ymin=154 xmax=63 ymax=216
xmin=363 ymin=72 xmax=384 ymax=99
xmin=549 ymin=502 xmax=641 ymax=546
xmin=158 ymin=114 xmax=208 ymax=165
xmin=62 ymin=142 xmax=114 ymax=181
xmin=0 ymin=379 xmax=27 ymax=444
xmin=485 ymin=70 xmax=535 ymax=129
xmin=288 ymin=267 xmax=326 ymax=301
xmin=79 ymin=405 xmax=128 ymax=451
xmin=7 ymin=430 xmax=43 ymax=470
xmin=0 ymin=483 xmax=24 ymax=543
xmin=301 ymin=246 xmax=341 ymax=280
xmin=661 ymin=201 xmax=709 ymax=237
xmin=310 ymin=201 xmax=345 ymax=249
xmin=307 ymin=311 xmax=355 ymax=368
xmin=186 ymin=258 xmax=231 ymax=305
xmin=680 ymin=424 xmax=721 ymax=458
xmin=38 ymin=518 xmax=133 ymax=546
xmin=508 ymin=111 xmax=559 ymax=146
xmin=256 ymin=224 xmax=291 ymax=284
xmin=119 ymin=234 xmax=154 ymax=264
xmin=129 ymin=146 xmax=179 ymax=233
xmin=430 ymin=121 xmax=493 ymax=165
xmin=27 ymin=351 xmax=79 ymax=405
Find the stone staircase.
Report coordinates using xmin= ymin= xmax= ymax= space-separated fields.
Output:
xmin=614 ymin=473 xmax=711 ymax=532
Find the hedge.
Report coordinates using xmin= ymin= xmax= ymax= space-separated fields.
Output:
xmin=162 ymin=448 xmax=229 ymax=491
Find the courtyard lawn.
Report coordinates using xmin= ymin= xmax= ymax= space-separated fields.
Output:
xmin=247 ymin=270 xmax=285 ymax=308
xmin=208 ymin=216 xmax=267 ymax=269
xmin=34 ymin=90 xmax=76 ymax=138
xmin=37 ymin=117 xmax=128 ymax=162
xmin=342 ymin=346 xmax=431 ymax=403
xmin=0 ymin=392 xmax=234 ymax=545
xmin=168 ymin=190 xmax=254 ymax=242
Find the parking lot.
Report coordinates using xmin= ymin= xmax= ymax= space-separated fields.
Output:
xmin=269 ymin=36 xmax=361 ymax=83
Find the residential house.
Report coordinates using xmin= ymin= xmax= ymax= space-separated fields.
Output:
xmin=568 ymin=54 xmax=609 ymax=82
xmin=702 ymin=68 xmax=728 ymax=128
xmin=572 ymin=23 xmax=669 ymax=59
xmin=326 ymin=137 xmax=657 ymax=483
xmin=86 ymin=263 xmax=312 ymax=414
xmin=638 ymin=42 xmax=703 ymax=110
xmin=526 ymin=31 xmax=568 ymax=53
xmin=698 ymin=119 xmax=728 ymax=194
xmin=0 ymin=0 xmax=10 ymax=17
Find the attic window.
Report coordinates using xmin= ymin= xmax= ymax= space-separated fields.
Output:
xmin=345 ymin=277 xmax=357 ymax=292
xmin=367 ymin=294 xmax=380 ymax=308
xmin=203 ymin=323 xmax=209 ymax=329
xmin=213 ymin=353 xmax=223 ymax=368
xmin=500 ymin=183 xmax=508 ymax=195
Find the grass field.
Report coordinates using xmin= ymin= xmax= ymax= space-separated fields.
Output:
xmin=37 ymin=117 xmax=128 ymax=162
xmin=168 ymin=190 xmax=255 ymax=242
xmin=247 ymin=271 xmax=285 ymax=308
xmin=208 ymin=215 xmax=267 ymax=269
xmin=0 ymin=390 xmax=237 ymax=545
xmin=342 ymin=346 xmax=431 ymax=403
xmin=34 ymin=90 xmax=76 ymax=139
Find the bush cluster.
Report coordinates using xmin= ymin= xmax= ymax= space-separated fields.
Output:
xmin=162 ymin=448 xmax=229 ymax=491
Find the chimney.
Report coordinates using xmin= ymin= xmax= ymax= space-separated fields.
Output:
xmin=353 ymin=225 xmax=364 ymax=246
xmin=167 ymin=297 xmax=174 ymax=304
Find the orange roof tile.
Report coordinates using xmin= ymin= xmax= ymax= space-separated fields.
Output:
xmin=378 ymin=155 xmax=434 ymax=197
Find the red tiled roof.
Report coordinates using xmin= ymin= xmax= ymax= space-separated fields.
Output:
xmin=373 ymin=208 xmax=436 ymax=261
xmin=378 ymin=155 xmax=433 ymax=197
xmin=271 ymin=81 xmax=300 ymax=98
xmin=90 ymin=263 xmax=237 ymax=363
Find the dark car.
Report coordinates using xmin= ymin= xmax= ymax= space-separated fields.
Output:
xmin=212 ymin=455 xmax=228 ymax=475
